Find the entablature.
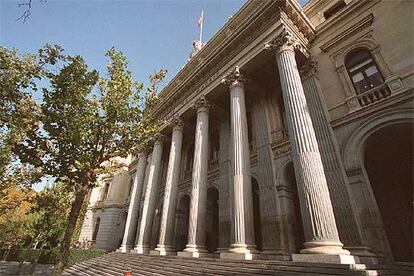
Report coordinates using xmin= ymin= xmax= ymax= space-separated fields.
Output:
xmin=152 ymin=0 xmax=315 ymax=133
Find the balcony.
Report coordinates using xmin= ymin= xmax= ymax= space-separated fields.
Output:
xmin=356 ymin=84 xmax=391 ymax=107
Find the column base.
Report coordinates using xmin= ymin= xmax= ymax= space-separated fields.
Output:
xmin=220 ymin=252 xmax=261 ymax=260
xmin=177 ymin=251 xmax=218 ymax=258
xmin=150 ymin=245 xmax=177 ymax=256
xmin=150 ymin=250 xmax=177 ymax=256
xmin=228 ymin=243 xmax=258 ymax=254
xmin=292 ymin=253 xmax=360 ymax=264
xmin=301 ymin=241 xmax=350 ymax=255
xmin=116 ymin=245 xmax=133 ymax=253
xmin=131 ymin=245 xmax=149 ymax=254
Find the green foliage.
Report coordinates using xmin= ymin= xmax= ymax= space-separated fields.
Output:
xmin=3 ymin=45 xmax=166 ymax=273
xmin=27 ymin=182 xmax=72 ymax=248
xmin=0 ymin=248 xmax=106 ymax=265
xmin=0 ymin=44 xmax=64 ymax=188
xmin=15 ymin=47 xmax=166 ymax=188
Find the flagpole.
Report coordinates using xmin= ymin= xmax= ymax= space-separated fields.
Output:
xmin=199 ymin=10 xmax=203 ymax=44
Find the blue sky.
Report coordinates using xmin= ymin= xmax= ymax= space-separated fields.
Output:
xmin=1 ymin=0 xmax=308 ymax=190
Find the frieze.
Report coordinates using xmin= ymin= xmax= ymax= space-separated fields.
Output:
xmin=153 ymin=0 xmax=314 ymax=123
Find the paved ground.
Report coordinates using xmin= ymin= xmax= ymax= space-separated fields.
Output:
xmin=0 ymin=261 xmax=54 ymax=276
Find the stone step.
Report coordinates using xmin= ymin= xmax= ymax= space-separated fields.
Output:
xmin=112 ymin=253 xmax=368 ymax=275
xmin=97 ymin=254 xmax=363 ymax=276
xmin=63 ymin=252 xmax=411 ymax=276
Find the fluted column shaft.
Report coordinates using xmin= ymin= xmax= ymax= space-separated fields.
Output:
xmin=119 ymin=151 xmax=147 ymax=252
xmin=301 ymin=71 xmax=368 ymax=253
xmin=154 ymin=121 xmax=184 ymax=254
xmin=275 ymin=46 xmax=348 ymax=255
xmin=134 ymin=137 xmax=164 ymax=254
xmin=228 ymin=77 xmax=256 ymax=254
xmin=183 ymin=99 xmax=210 ymax=254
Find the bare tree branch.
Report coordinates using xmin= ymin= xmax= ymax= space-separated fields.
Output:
xmin=16 ymin=0 xmax=46 ymax=23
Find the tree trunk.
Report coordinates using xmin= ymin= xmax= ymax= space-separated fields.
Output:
xmin=53 ymin=181 xmax=89 ymax=275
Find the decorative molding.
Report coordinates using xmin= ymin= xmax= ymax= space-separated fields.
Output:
xmin=299 ymin=56 xmax=318 ymax=80
xmin=320 ymin=13 xmax=374 ymax=52
xmin=153 ymin=133 xmax=165 ymax=145
xmin=170 ymin=116 xmax=184 ymax=131
xmin=222 ymin=66 xmax=247 ymax=89
xmin=264 ymin=28 xmax=301 ymax=54
xmin=193 ymin=96 xmax=210 ymax=113
xmin=151 ymin=0 xmax=314 ymax=125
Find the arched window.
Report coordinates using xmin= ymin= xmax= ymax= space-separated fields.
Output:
xmin=345 ymin=48 xmax=384 ymax=94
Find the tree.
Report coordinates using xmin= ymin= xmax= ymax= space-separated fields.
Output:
xmin=0 ymin=45 xmax=63 ymax=189
xmin=14 ymin=46 xmax=166 ymax=275
xmin=0 ymin=185 xmax=35 ymax=248
xmin=28 ymin=182 xmax=72 ymax=249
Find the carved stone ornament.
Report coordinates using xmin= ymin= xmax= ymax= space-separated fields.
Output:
xmin=152 ymin=133 xmax=165 ymax=145
xmin=221 ymin=66 xmax=247 ymax=89
xmin=170 ymin=115 xmax=184 ymax=131
xmin=193 ymin=96 xmax=210 ymax=113
xmin=137 ymin=143 xmax=151 ymax=155
xmin=299 ymin=56 xmax=318 ymax=79
xmin=264 ymin=28 xmax=300 ymax=54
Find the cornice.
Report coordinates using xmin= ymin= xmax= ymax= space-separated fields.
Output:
xmin=320 ymin=13 xmax=374 ymax=52
xmin=314 ymin=0 xmax=380 ymax=37
xmin=152 ymin=0 xmax=315 ymax=126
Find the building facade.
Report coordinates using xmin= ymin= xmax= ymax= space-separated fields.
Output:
xmin=78 ymin=0 xmax=414 ymax=264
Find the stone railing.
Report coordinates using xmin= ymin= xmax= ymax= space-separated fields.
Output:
xmin=356 ymin=84 xmax=391 ymax=107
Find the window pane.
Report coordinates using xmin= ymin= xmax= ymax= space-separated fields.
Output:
xmin=365 ymin=65 xmax=379 ymax=76
xmin=352 ymin=72 xmax=364 ymax=83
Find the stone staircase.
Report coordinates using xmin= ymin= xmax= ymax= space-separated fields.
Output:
xmin=63 ymin=252 xmax=414 ymax=276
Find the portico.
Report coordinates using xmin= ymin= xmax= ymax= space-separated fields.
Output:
xmin=116 ymin=0 xmax=367 ymax=263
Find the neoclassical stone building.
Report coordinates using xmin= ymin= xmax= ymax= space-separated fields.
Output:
xmin=78 ymin=0 xmax=413 ymax=265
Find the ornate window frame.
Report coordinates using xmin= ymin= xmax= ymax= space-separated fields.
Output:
xmin=332 ymin=33 xmax=405 ymax=113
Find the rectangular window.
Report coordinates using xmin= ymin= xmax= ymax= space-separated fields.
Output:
xmin=352 ymin=72 xmax=364 ymax=83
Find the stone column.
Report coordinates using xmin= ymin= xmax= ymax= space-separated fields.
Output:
xmin=300 ymin=59 xmax=375 ymax=262
xmin=265 ymin=30 xmax=356 ymax=264
xmin=178 ymin=97 xmax=210 ymax=258
xmin=220 ymin=67 xmax=257 ymax=260
xmin=118 ymin=151 xmax=148 ymax=252
xmin=152 ymin=117 xmax=184 ymax=256
xmin=252 ymin=99 xmax=288 ymax=257
xmin=217 ymin=117 xmax=232 ymax=253
xmin=133 ymin=134 xmax=164 ymax=254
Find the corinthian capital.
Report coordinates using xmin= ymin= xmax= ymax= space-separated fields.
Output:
xmin=264 ymin=28 xmax=300 ymax=54
xmin=170 ymin=115 xmax=184 ymax=131
xmin=299 ymin=57 xmax=318 ymax=79
xmin=153 ymin=133 xmax=165 ymax=145
xmin=222 ymin=66 xmax=247 ymax=89
xmin=193 ymin=96 xmax=210 ymax=114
